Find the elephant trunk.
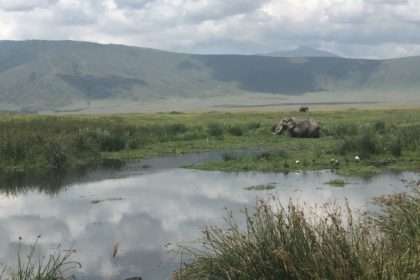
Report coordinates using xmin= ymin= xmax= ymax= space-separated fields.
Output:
xmin=275 ymin=125 xmax=285 ymax=135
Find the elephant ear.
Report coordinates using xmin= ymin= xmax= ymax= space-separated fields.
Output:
xmin=286 ymin=118 xmax=296 ymax=129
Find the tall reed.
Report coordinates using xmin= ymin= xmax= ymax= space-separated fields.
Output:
xmin=175 ymin=185 xmax=419 ymax=280
xmin=1 ymin=236 xmax=80 ymax=280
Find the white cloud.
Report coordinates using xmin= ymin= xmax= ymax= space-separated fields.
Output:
xmin=0 ymin=0 xmax=420 ymax=58
xmin=0 ymin=0 xmax=56 ymax=11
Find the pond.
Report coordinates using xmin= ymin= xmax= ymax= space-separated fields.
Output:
xmin=0 ymin=153 xmax=417 ymax=279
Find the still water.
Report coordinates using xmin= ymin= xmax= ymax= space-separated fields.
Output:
xmin=0 ymin=154 xmax=417 ymax=279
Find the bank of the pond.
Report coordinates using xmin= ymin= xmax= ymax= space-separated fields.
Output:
xmin=175 ymin=183 xmax=420 ymax=280
xmin=0 ymin=108 xmax=419 ymax=175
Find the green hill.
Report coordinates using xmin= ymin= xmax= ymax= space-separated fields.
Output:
xmin=0 ymin=40 xmax=419 ymax=112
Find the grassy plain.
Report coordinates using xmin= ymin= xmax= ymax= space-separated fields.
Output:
xmin=0 ymin=107 xmax=419 ymax=175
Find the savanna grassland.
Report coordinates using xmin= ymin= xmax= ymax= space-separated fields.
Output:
xmin=0 ymin=107 xmax=419 ymax=175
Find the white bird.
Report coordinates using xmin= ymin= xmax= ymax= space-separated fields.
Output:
xmin=355 ymin=156 xmax=360 ymax=162
xmin=296 ymin=160 xmax=300 ymax=164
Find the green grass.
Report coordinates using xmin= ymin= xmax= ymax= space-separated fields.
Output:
xmin=174 ymin=185 xmax=420 ymax=279
xmin=0 ymin=107 xmax=419 ymax=175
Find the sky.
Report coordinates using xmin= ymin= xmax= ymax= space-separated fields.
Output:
xmin=0 ymin=0 xmax=420 ymax=59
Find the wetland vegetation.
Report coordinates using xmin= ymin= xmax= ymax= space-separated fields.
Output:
xmin=175 ymin=184 xmax=420 ymax=280
xmin=1 ymin=107 xmax=418 ymax=176
xmin=0 ymin=106 xmax=418 ymax=279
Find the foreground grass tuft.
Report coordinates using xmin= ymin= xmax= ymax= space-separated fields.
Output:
xmin=1 ymin=236 xmax=79 ymax=280
xmin=175 ymin=186 xmax=419 ymax=280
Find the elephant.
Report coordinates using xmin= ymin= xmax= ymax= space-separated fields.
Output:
xmin=274 ymin=117 xmax=320 ymax=138
xmin=299 ymin=106 xmax=309 ymax=112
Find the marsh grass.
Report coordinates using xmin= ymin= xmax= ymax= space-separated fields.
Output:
xmin=243 ymin=183 xmax=276 ymax=191
xmin=325 ymin=179 xmax=348 ymax=187
xmin=1 ymin=236 xmax=79 ymax=280
xmin=0 ymin=108 xmax=418 ymax=174
xmin=221 ymin=152 xmax=238 ymax=161
xmin=175 ymin=185 xmax=420 ymax=280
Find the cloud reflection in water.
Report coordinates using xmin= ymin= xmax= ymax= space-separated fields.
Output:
xmin=0 ymin=169 xmax=415 ymax=279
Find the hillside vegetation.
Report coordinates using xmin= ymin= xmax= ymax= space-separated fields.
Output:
xmin=0 ymin=40 xmax=420 ymax=112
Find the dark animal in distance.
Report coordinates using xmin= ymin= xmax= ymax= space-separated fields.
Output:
xmin=299 ymin=106 xmax=309 ymax=112
xmin=274 ymin=117 xmax=320 ymax=138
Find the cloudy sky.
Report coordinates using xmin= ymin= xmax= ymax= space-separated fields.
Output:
xmin=1 ymin=0 xmax=420 ymax=58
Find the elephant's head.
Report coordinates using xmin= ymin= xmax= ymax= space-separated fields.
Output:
xmin=274 ymin=118 xmax=296 ymax=135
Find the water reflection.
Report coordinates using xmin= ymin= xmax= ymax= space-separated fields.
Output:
xmin=0 ymin=150 xmax=259 ymax=196
xmin=0 ymin=159 xmax=126 ymax=196
xmin=0 ymin=167 xmax=417 ymax=279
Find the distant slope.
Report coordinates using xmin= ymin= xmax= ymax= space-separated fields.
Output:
xmin=260 ymin=47 xmax=339 ymax=58
xmin=0 ymin=40 xmax=419 ymax=111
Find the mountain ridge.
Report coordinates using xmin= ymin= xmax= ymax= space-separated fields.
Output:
xmin=259 ymin=46 xmax=340 ymax=58
xmin=0 ymin=40 xmax=419 ymax=112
